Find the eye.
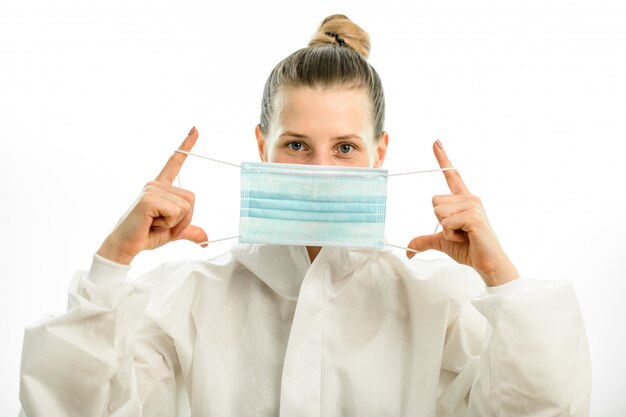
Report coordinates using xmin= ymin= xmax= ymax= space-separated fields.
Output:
xmin=338 ymin=143 xmax=355 ymax=154
xmin=287 ymin=141 xmax=304 ymax=151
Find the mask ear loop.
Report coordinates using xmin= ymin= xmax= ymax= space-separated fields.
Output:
xmin=385 ymin=167 xmax=456 ymax=255
xmin=174 ymin=149 xmax=241 ymax=247
xmin=175 ymin=149 xmax=453 ymax=252
xmin=175 ymin=149 xmax=241 ymax=168
xmin=385 ymin=243 xmax=419 ymax=253
xmin=388 ymin=167 xmax=457 ymax=177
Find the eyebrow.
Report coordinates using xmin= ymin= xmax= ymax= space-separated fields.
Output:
xmin=333 ymin=134 xmax=364 ymax=142
xmin=279 ymin=131 xmax=309 ymax=139
xmin=279 ymin=131 xmax=364 ymax=141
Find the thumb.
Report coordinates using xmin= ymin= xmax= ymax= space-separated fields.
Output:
xmin=177 ymin=224 xmax=209 ymax=247
xmin=406 ymin=233 xmax=444 ymax=259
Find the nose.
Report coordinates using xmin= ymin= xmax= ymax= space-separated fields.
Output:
xmin=309 ymin=151 xmax=337 ymax=166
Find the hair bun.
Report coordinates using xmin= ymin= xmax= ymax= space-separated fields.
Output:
xmin=309 ymin=14 xmax=371 ymax=59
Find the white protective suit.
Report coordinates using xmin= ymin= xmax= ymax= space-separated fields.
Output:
xmin=19 ymin=244 xmax=591 ymax=416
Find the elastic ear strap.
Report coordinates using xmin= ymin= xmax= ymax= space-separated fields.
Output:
xmin=175 ymin=149 xmax=240 ymax=168
xmin=385 ymin=242 xmax=420 ymax=253
xmin=196 ymin=235 xmax=240 ymax=247
xmin=175 ymin=149 xmax=456 ymax=176
xmin=174 ymin=150 xmax=240 ymax=244
xmin=196 ymin=238 xmax=423 ymax=254
xmin=388 ymin=167 xmax=457 ymax=177
xmin=177 ymin=149 xmax=445 ymax=254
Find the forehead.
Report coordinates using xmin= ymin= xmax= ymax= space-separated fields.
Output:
xmin=276 ymin=86 xmax=372 ymax=135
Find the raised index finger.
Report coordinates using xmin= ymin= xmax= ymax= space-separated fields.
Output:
xmin=156 ymin=127 xmax=198 ymax=184
xmin=433 ymin=139 xmax=471 ymax=195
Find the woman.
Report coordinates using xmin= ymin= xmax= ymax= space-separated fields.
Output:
xmin=19 ymin=14 xmax=591 ymax=416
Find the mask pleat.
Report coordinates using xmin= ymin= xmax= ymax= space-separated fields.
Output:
xmin=240 ymin=162 xmax=388 ymax=248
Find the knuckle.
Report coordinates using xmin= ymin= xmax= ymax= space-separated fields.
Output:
xmin=470 ymin=201 xmax=482 ymax=212
xmin=145 ymin=180 xmax=159 ymax=190
xmin=139 ymin=194 xmax=156 ymax=208
xmin=143 ymin=181 xmax=160 ymax=194
xmin=432 ymin=195 xmax=445 ymax=206
xmin=442 ymin=228 xmax=455 ymax=240
xmin=184 ymin=190 xmax=196 ymax=205
xmin=469 ymin=210 xmax=483 ymax=223
xmin=168 ymin=213 xmax=181 ymax=226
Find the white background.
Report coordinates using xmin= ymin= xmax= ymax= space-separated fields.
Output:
xmin=1 ymin=0 xmax=625 ymax=415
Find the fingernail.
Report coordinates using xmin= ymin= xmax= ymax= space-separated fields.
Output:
xmin=435 ymin=139 xmax=443 ymax=150
xmin=188 ymin=126 xmax=196 ymax=136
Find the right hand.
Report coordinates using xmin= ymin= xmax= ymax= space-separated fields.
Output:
xmin=97 ymin=127 xmax=208 ymax=265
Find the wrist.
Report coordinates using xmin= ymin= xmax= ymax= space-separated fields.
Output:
xmin=97 ymin=237 xmax=136 ymax=266
xmin=479 ymin=258 xmax=519 ymax=287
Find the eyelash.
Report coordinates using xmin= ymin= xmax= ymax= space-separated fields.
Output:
xmin=287 ymin=141 xmax=307 ymax=151
xmin=337 ymin=143 xmax=355 ymax=154
xmin=284 ymin=141 xmax=358 ymax=155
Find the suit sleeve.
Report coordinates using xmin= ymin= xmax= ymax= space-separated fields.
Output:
xmin=438 ymin=277 xmax=591 ymax=417
xmin=19 ymin=255 xmax=181 ymax=417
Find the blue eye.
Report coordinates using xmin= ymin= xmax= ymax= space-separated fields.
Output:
xmin=288 ymin=142 xmax=304 ymax=151
xmin=338 ymin=143 xmax=354 ymax=154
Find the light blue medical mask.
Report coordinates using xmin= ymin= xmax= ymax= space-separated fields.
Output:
xmin=239 ymin=162 xmax=388 ymax=248
xmin=175 ymin=149 xmax=456 ymax=252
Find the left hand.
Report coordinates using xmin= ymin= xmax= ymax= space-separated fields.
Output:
xmin=406 ymin=140 xmax=519 ymax=287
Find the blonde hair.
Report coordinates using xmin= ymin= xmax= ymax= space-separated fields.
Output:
xmin=259 ymin=14 xmax=385 ymax=140
xmin=308 ymin=14 xmax=371 ymax=59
